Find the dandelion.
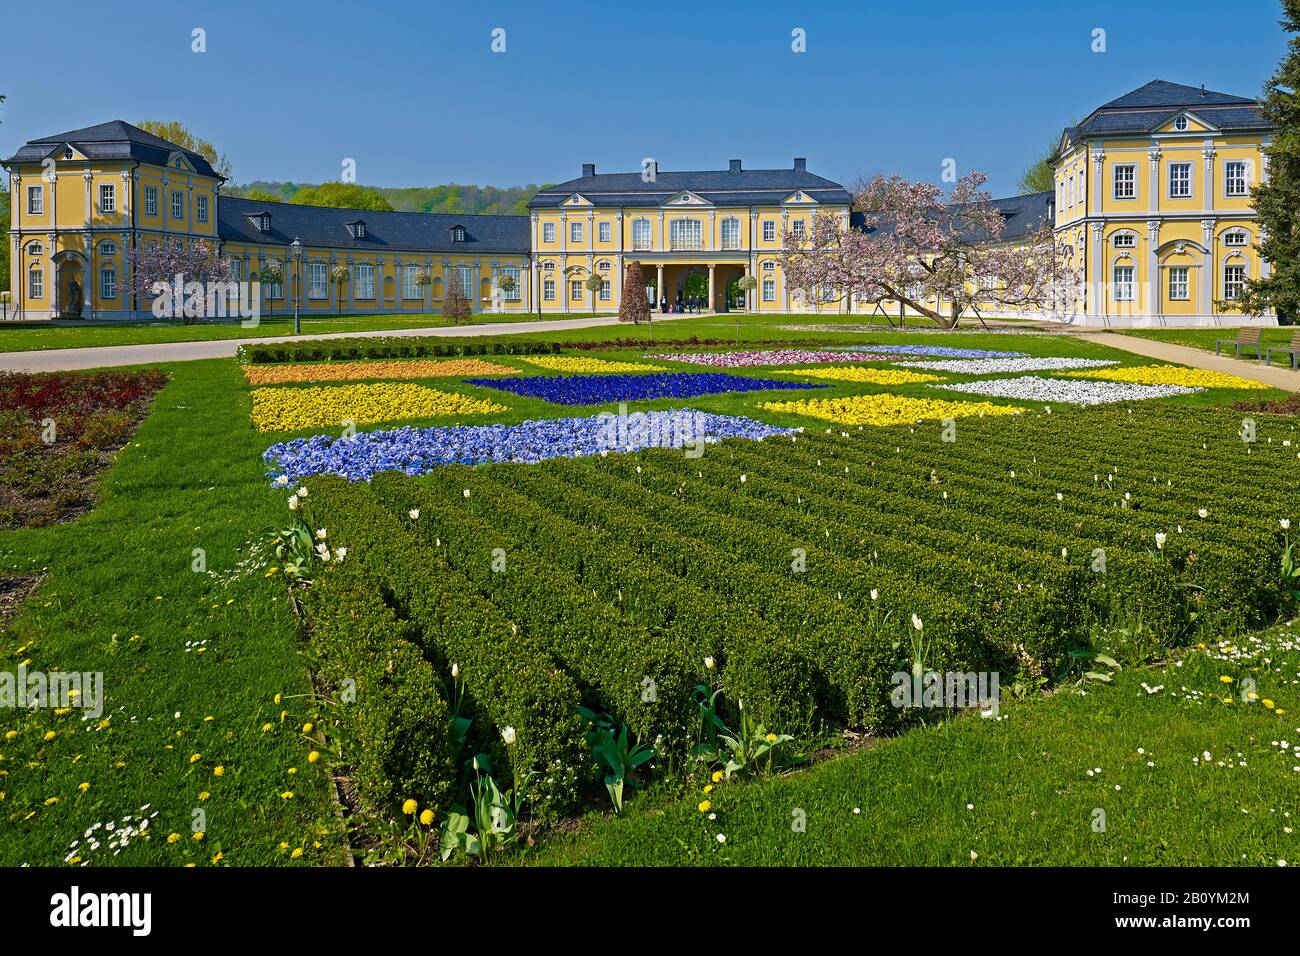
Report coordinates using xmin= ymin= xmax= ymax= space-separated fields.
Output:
xmin=711 ymin=770 xmax=724 ymax=783
xmin=402 ymin=798 xmax=418 ymax=815
xmin=279 ymin=790 xmax=293 ymax=800
xmin=167 ymin=833 xmax=181 ymax=844
xmin=78 ymin=782 xmax=90 ymax=792
xmin=765 ymin=732 xmax=778 ymax=743
xmin=419 ymin=808 xmax=434 ymax=826
xmin=290 ymin=847 xmax=303 ymax=859
xmin=1220 ymin=676 xmax=1234 ymax=684
xmin=213 ymin=766 xmax=224 ymax=777
xmin=698 ymin=800 xmax=712 ymax=813
xmin=308 ymin=751 xmax=319 ymax=764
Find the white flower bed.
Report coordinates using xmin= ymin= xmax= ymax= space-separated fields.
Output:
xmin=897 ymin=356 xmax=1120 ymax=374
xmin=930 ymin=375 xmax=1202 ymax=406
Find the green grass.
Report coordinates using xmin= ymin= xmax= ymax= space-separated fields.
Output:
xmin=0 ymin=360 xmax=342 ymax=866
xmin=0 ymin=311 xmax=615 ymax=354
xmin=522 ymin=627 xmax=1300 ymax=866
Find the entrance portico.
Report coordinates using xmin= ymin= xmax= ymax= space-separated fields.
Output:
xmin=639 ymin=257 xmax=751 ymax=312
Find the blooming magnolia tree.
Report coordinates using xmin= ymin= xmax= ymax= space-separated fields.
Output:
xmin=782 ymin=172 xmax=1068 ymax=329
xmin=125 ymin=238 xmax=235 ymax=323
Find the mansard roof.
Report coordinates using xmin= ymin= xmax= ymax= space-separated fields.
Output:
xmin=3 ymin=120 xmax=223 ymax=179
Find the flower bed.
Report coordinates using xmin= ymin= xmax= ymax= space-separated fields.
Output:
xmin=779 ymin=324 xmax=1048 ymax=336
xmin=775 ymin=366 xmax=943 ymax=385
xmin=1060 ymin=364 xmax=1271 ymax=391
xmin=461 ymin=371 xmax=826 ymax=406
xmin=759 ymin=392 xmax=1024 ymax=426
xmin=647 ymin=349 xmax=891 ymax=367
xmin=243 ymin=358 xmax=515 ymax=385
xmin=0 ymin=369 xmax=168 ymax=529
xmin=264 ymin=410 xmax=797 ymax=483
xmin=828 ymin=344 xmax=1027 ymax=359
xmin=249 ymin=383 xmax=508 ymax=432
xmin=933 ymin=375 xmax=1201 ymax=406
xmin=896 ymin=356 xmax=1119 ymax=374
xmin=519 ymin=356 xmax=667 ymax=373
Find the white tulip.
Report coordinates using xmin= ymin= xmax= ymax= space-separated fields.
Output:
xmin=288 ymin=495 xmax=299 ymax=511
xmin=1155 ymin=532 xmax=1166 ymax=550
xmin=704 ymin=656 xmax=715 ymax=671
xmin=870 ymin=589 xmax=879 ymax=601
xmin=1198 ymin=508 xmax=1208 ymax=519
xmin=409 ymin=509 xmax=420 ymax=520
xmin=315 ymin=529 xmax=327 ymax=540
xmin=1283 ymin=519 xmax=1292 ymax=531
xmin=501 ymin=726 xmax=516 ymax=745
xmin=911 ymin=613 xmax=923 ymax=631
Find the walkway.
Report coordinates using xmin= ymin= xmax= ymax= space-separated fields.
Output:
xmin=0 ymin=313 xmax=698 ymax=373
xmin=1078 ymin=331 xmax=1300 ymax=391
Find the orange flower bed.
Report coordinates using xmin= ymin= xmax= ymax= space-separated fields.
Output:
xmin=244 ymin=358 xmax=514 ymax=385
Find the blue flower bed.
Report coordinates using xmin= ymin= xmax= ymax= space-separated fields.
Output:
xmin=829 ymin=345 xmax=1026 ymax=359
xmin=461 ymin=371 xmax=826 ymax=405
xmin=264 ymin=409 xmax=798 ymax=483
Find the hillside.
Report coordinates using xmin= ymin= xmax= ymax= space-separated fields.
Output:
xmin=227 ymin=180 xmax=547 ymax=216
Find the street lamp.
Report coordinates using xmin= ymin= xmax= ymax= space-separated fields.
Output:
xmin=291 ymin=237 xmax=302 ymax=334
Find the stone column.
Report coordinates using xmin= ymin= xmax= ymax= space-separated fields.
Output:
xmin=656 ymin=264 xmax=664 ymax=309
xmin=1203 ymin=143 xmax=1216 ymax=213
xmin=707 ymin=264 xmax=716 ymax=312
xmin=1202 ymin=220 xmax=1216 ymax=320
xmin=1090 ymin=221 xmax=1105 ymax=321
xmin=1147 ymin=219 xmax=1161 ymax=320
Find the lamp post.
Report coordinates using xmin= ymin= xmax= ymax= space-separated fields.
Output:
xmin=291 ymin=237 xmax=302 ymax=334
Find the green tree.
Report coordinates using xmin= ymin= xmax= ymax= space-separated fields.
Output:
xmin=289 ymin=183 xmax=395 ymax=211
xmin=583 ymin=273 xmax=603 ymax=315
xmin=136 ymin=119 xmax=233 ymax=185
xmin=241 ymin=189 xmax=284 ymax=204
xmin=1239 ymin=0 xmax=1300 ymax=324
xmin=1018 ymin=134 xmax=1062 ymax=194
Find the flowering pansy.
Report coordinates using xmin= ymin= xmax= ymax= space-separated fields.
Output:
xmin=249 ymin=383 xmax=508 ymax=432
xmin=462 ymin=372 xmax=825 ymax=406
xmin=519 ymin=356 xmax=668 ymax=374
xmin=263 ymin=409 xmax=797 ymax=482
xmin=896 ymin=356 xmax=1120 ymax=374
xmin=243 ymin=359 xmax=514 ymax=385
xmin=1060 ymin=364 xmax=1270 ymax=390
xmin=774 ymin=366 xmax=943 ymax=385
xmin=931 ymin=375 xmax=1202 ymax=406
xmin=827 ymin=344 xmax=1028 ymax=359
xmin=647 ymin=349 xmax=892 ymax=367
xmin=759 ymin=392 xmax=1025 ymax=426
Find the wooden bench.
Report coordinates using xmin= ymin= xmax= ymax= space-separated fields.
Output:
xmin=1266 ymin=329 xmax=1300 ymax=370
xmin=1215 ymin=326 xmax=1263 ymax=359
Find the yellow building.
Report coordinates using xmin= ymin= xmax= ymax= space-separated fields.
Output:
xmin=1051 ymin=79 xmax=1274 ymax=327
xmin=2 ymin=84 xmax=1276 ymax=326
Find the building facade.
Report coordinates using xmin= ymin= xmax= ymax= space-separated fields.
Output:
xmin=2 ymin=80 xmax=1277 ymax=326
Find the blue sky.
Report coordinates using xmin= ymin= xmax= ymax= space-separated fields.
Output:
xmin=0 ymin=0 xmax=1287 ymax=197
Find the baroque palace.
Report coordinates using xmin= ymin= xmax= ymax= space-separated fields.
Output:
xmin=2 ymin=80 xmax=1276 ymax=327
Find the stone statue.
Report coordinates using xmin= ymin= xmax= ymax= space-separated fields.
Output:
xmin=66 ymin=278 xmax=83 ymax=319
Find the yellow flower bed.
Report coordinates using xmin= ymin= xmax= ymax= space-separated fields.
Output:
xmin=250 ymin=383 xmax=507 ymax=432
xmin=244 ymin=358 xmax=514 ymax=385
xmin=521 ymin=356 xmax=666 ymax=373
xmin=779 ymin=366 xmax=944 ymax=385
xmin=759 ymin=393 xmax=1026 ymax=426
xmin=1061 ymin=364 xmax=1269 ymax=390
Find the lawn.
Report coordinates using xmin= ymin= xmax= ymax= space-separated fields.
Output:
xmin=0 ymin=311 xmax=614 ymax=354
xmin=1 ymin=322 xmax=1295 ymax=867
xmin=1123 ymin=325 xmax=1299 ymax=363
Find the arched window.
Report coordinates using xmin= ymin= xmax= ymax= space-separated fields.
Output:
xmin=720 ymin=218 xmax=741 ymax=250
xmin=632 ymin=219 xmax=651 ymax=251
xmin=1223 ymin=230 xmax=1249 ymax=248
xmin=596 ymin=259 xmax=612 ymax=271
xmin=99 ymin=240 xmax=117 ymax=255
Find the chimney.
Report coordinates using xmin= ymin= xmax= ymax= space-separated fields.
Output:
xmin=582 ymin=163 xmax=595 ymax=177
xmin=793 ymin=157 xmax=807 ymax=173
xmin=729 ymin=159 xmax=742 ymax=173
xmin=1200 ymin=84 xmax=1206 ymax=97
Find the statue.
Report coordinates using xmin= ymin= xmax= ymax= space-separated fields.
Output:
xmin=65 ymin=278 xmax=83 ymax=319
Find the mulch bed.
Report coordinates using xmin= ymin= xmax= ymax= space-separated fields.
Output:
xmin=1232 ymin=394 xmax=1300 ymax=415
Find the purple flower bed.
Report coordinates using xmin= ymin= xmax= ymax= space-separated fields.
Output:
xmin=264 ymin=409 xmax=797 ymax=483
xmin=828 ymin=345 xmax=1026 ymax=359
xmin=461 ymin=371 xmax=825 ymax=405
xmin=648 ymin=349 xmax=892 ymax=368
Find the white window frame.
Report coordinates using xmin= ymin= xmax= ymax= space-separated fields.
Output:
xmin=196 ymin=194 xmax=209 ymax=223
xmin=1223 ymin=231 xmax=1248 ymax=247
xmin=791 ymin=219 xmax=807 ymax=241
xmin=144 ymin=186 xmax=158 ymax=216
xmin=570 ymin=279 xmax=583 ymax=301
xmin=402 ymin=265 xmax=422 ymax=300
xmin=632 ymin=219 xmax=651 ymax=250
xmin=1112 ymin=264 xmax=1135 ymax=301
xmin=1167 ymin=266 xmax=1189 ymax=300
xmin=308 ymin=262 xmax=329 ymax=300
xmin=1167 ymin=162 xmax=1192 ymax=199
xmin=542 ymin=222 xmax=556 ymax=243
xmin=98 ymin=240 xmax=117 ymax=255
xmin=1112 ymin=233 xmax=1136 ymax=249
xmin=721 ymin=217 xmax=741 ymax=250
xmin=1224 ymin=161 xmax=1249 ymax=198
xmin=27 ymin=185 xmax=43 ymax=215
xmin=570 ymin=221 xmax=583 ymax=243
xmin=26 ymin=241 xmax=43 ymax=256
xmin=598 ymin=221 xmax=611 ymax=243
xmin=100 ymin=266 xmax=117 ymax=300
xmin=1113 ymin=164 xmax=1136 ymax=200
xmin=1223 ymin=263 xmax=1246 ymax=300
xmin=762 ymin=220 xmax=776 ymax=242
xmin=98 ymin=183 xmax=116 ymax=214
xmin=599 ymin=279 xmax=611 ymax=301
xmin=354 ymin=262 xmax=376 ymax=299
xmin=499 ymin=266 xmax=521 ymax=301
xmin=171 ymin=190 xmax=184 ymax=219
xmin=29 ymin=266 xmax=44 ymax=299
xmin=457 ymin=265 xmax=473 ymax=298
xmin=762 ymin=278 xmax=776 ymax=302
xmin=543 ymin=278 xmax=556 ymax=301
xmin=670 ymin=218 xmax=702 ymax=251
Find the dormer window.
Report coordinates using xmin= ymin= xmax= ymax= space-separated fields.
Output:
xmin=452 ymin=226 xmax=466 ymax=242
xmin=63 ymin=147 xmax=73 ymax=160
xmin=252 ymin=214 xmax=271 ymax=234
xmin=1173 ymin=115 xmax=1188 ymax=131
xmin=347 ymin=221 xmax=366 ymax=239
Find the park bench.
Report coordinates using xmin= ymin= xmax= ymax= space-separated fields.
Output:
xmin=1265 ymin=329 xmax=1300 ymax=370
xmin=1215 ymin=327 xmax=1263 ymax=360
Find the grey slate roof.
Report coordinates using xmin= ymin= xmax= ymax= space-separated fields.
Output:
xmin=531 ymin=163 xmax=852 ymax=209
xmin=3 ymin=120 xmax=222 ymax=179
xmin=1074 ymin=80 xmax=1271 ymax=137
xmin=218 ymin=196 xmax=531 ymax=254
xmin=851 ymin=191 xmax=1053 ymax=245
